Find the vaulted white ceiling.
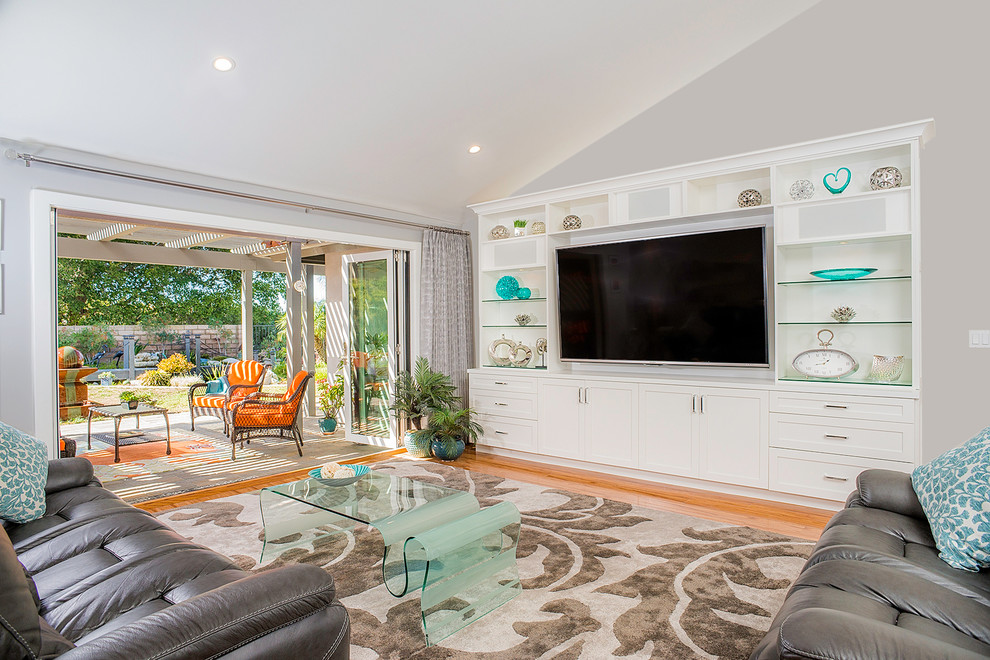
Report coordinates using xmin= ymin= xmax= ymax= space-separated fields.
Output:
xmin=0 ymin=1 xmax=820 ymax=223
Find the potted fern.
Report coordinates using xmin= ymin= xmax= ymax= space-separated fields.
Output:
xmin=410 ymin=405 xmax=483 ymax=461
xmin=391 ymin=356 xmax=457 ymax=457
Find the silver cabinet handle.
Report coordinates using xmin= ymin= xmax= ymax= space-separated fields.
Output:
xmin=494 ymin=402 xmax=509 ymax=406
xmin=824 ymin=404 xmax=848 ymax=409
xmin=691 ymin=395 xmax=697 ymax=413
xmin=699 ymin=395 xmax=705 ymax=414
xmin=495 ymin=430 xmax=508 ymax=435
xmin=824 ymin=434 xmax=848 ymax=440
xmin=584 ymin=387 xmax=590 ymax=404
xmin=577 ymin=388 xmax=583 ymax=404
xmin=494 ymin=381 xmax=508 ymax=385
xmin=823 ymin=474 xmax=848 ymax=482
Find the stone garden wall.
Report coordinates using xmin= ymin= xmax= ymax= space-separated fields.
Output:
xmin=58 ymin=324 xmax=242 ymax=357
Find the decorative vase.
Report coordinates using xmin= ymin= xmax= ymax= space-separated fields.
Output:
xmin=319 ymin=417 xmax=338 ymax=434
xmin=513 ymin=226 xmax=526 ymax=237
xmin=737 ymin=189 xmax=762 ymax=207
xmin=789 ymin=179 xmax=815 ymax=200
xmin=562 ymin=214 xmax=582 ymax=231
xmin=870 ymin=355 xmax=904 ymax=382
xmin=403 ymin=430 xmax=432 ymax=458
xmin=870 ymin=166 xmax=902 ymax=190
xmin=431 ymin=437 xmax=465 ymax=461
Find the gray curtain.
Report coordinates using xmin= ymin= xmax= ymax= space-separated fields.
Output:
xmin=421 ymin=230 xmax=474 ymax=397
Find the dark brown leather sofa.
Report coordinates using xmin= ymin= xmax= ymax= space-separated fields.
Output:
xmin=751 ymin=469 xmax=990 ymax=659
xmin=1 ymin=458 xmax=349 ymax=659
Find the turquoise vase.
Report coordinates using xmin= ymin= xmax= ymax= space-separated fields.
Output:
xmin=431 ymin=437 xmax=465 ymax=461
xmin=404 ymin=430 xmax=432 ymax=458
xmin=319 ymin=417 xmax=338 ymax=434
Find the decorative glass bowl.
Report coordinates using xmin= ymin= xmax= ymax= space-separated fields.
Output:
xmin=308 ymin=464 xmax=369 ymax=486
xmin=495 ymin=276 xmax=520 ymax=299
xmin=810 ymin=268 xmax=877 ymax=280
xmin=869 ymin=355 xmax=904 ymax=383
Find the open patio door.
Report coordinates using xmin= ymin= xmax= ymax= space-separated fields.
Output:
xmin=342 ymin=250 xmax=410 ymax=447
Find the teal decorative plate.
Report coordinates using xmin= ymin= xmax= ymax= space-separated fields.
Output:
xmin=495 ymin=276 xmax=520 ymax=300
xmin=810 ymin=268 xmax=877 ymax=280
xmin=308 ymin=464 xmax=369 ymax=486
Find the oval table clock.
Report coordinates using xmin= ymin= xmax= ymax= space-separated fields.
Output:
xmin=792 ymin=329 xmax=859 ymax=379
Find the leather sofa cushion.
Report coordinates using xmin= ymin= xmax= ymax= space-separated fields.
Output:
xmin=0 ymin=526 xmax=74 ymax=659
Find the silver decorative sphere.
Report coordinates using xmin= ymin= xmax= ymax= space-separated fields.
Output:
xmin=489 ymin=224 xmax=510 ymax=240
xmin=870 ymin=166 xmax=903 ymax=190
xmin=562 ymin=215 xmax=582 ymax=231
xmin=737 ymin=189 xmax=763 ymax=207
xmin=531 ymin=221 xmax=546 ymax=234
xmin=788 ymin=179 xmax=815 ymax=200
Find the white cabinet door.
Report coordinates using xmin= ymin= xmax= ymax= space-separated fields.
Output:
xmin=585 ymin=381 xmax=638 ymax=468
xmin=539 ymin=379 xmax=584 ymax=459
xmin=699 ymin=389 xmax=769 ymax=488
xmin=638 ymin=385 xmax=698 ymax=477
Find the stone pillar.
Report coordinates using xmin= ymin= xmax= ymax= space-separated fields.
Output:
xmin=195 ymin=335 xmax=202 ymax=369
xmin=123 ymin=336 xmax=135 ymax=381
xmin=241 ymin=270 xmax=253 ymax=361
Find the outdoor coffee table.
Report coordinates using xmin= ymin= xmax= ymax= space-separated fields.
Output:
xmin=260 ymin=469 xmax=521 ymax=645
xmin=86 ymin=403 xmax=172 ymax=463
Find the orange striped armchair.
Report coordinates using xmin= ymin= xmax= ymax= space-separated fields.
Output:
xmin=227 ymin=371 xmax=312 ymax=460
xmin=188 ymin=360 xmax=267 ymax=433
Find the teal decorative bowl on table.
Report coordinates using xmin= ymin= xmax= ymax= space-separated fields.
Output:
xmin=809 ymin=268 xmax=877 ymax=281
xmin=308 ymin=464 xmax=370 ymax=486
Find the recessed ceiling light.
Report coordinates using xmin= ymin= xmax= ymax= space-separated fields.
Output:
xmin=212 ymin=57 xmax=236 ymax=72
xmin=468 ymin=145 xmax=482 ymax=154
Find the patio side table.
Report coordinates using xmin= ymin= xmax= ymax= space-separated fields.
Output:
xmin=87 ymin=403 xmax=172 ymax=463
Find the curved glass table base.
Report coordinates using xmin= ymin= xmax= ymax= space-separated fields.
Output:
xmin=260 ymin=471 xmax=521 ymax=645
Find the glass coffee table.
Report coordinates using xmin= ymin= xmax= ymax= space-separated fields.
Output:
xmin=260 ymin=469 xmax=521 ymax=645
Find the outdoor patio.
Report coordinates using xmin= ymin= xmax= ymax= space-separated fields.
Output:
xmin=60 ymin=412 xmax=389 ymax=503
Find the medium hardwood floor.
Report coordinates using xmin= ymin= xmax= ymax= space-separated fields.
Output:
xmin=135 ymin=446 xmax=833 ymax=540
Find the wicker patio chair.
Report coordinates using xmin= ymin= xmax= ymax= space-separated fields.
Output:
xmin=188 ymin=359 xmax=267 ymax=432
xmin=227 ymin=371 xmax=312 ymax=460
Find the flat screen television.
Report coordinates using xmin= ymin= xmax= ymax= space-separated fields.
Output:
xmin=555 ymin=226 xmax=769 ymax=366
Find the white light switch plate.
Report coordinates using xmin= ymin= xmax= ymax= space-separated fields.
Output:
xmin=969 ymin=330 xmax=990 ymax=348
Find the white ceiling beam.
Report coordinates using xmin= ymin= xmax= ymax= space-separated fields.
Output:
xmin=85 ymin=223 xmax=138 ymax=241
xmin=163 ymin=232 xmax=227 ymax=249
xmin=57 ymin=236 xmax=286 ymax=273
xmin=230 ymin=241 xmax=272 ymax=255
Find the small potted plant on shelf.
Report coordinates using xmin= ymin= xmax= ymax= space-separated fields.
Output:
xmin=513 ymin=219 xmax=528 ymax=237
xmin=410 ymin=404 xmax=483 ymax=462
xmin=98 ymin=371 xmax=115 ymax=386
xmin=391 ymin=356 xmax=458 ymax=457
xmin=316 ymin=372 xmax=345 ymax=434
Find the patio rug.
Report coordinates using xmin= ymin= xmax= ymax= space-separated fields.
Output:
xmin=65 ymin=420 xmax=388 ymax=503
xmin=157 ymin=457 xmax=813 ymax=659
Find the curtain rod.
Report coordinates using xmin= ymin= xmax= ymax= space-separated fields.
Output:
xmin=7 ymin=150 xmax=469 ymax=236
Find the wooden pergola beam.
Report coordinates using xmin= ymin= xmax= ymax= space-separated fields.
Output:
xmin=56 ymin=236 xmax=287 ymax=273
xmin=86 ymin=223 xmax=138 ymax=242
xmin=163 ymin=232 xmax=227 ymax=249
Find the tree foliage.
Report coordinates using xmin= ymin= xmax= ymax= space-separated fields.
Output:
xmin=57 ymin=258 xmax=286 ymax=326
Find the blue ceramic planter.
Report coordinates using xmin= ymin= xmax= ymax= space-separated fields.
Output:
xmin=319 ymin=417 xmax=338 ymax=434
xmin=430 ymin=437 xmax=465 ymax=461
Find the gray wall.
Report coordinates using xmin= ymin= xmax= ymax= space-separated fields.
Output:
xmin=516 ymin=0 xmax=989 ymax=461
xmin=0 ymin=149 xmax=427 ymax=436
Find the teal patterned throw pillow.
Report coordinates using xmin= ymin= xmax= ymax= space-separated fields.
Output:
xmin=0 ymin=421 xmax=49 ymax=523
xmin=912 ymin=427 xmax=990 ymax=571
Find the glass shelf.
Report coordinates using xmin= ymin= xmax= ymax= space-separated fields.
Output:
xmin=483 ymin=364 xmax=548 ymax=370
xmin=778 ymin=376 xmax=911 ymax=387
xmin=481 ymin=324 xmax=547 ymax=328
xmin=481 ymin=297 xmax=547 ymax=303
xmin=777 ymin=275 xmax=911 ymax=286
xmin=778 ymin=321 xmax=911 ymax=326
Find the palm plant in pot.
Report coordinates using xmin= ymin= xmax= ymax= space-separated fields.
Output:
xmin=410 ymin=405 xmax=483 ymax=461
xmin=316 ymin=372 xmax=345 ymax=434
xmin=391 ymin=356 xmax=457 ymax=457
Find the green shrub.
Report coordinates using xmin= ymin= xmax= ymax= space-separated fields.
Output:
xmin=273 ymin=362 xmax=287 ymax=380
xmin=57 ymin=325 xmax=115 ymax=361
xmin=138 ymin=369 xmax=172 ymax=386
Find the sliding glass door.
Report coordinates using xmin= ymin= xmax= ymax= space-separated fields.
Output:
xmin=343 ymin=250 xmax=409 ymax=446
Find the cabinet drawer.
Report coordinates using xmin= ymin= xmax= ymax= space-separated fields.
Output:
xmin=470 ymin=373 xmax=538 ymax=394
xmin=477 ymin=417 xmax=537 ymax=452
xmin=769 ymin=448 xmax=912 ymax=502
xmin=770 ymin=414 xmax=914 ymax=462
xmin=471 ymin=390 xmax=537 ymax=420
xmin=771 ymin=391 xmax=915 ymax=423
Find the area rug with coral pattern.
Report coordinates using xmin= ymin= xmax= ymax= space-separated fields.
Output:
xmin=156 ymin=457 xmax=811 ymax=659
